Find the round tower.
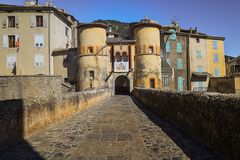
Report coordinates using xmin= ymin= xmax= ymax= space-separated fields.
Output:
xmin=77 ymin=23 xmax=108 ymax=91
xmin=132 ymin=21 xmax=162 ymax=89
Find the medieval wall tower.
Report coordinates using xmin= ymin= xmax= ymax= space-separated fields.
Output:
xmin=132 ymin=21 xmax=162 ymax=89
xmin=77 ymin=23 xmax=109 ymax=91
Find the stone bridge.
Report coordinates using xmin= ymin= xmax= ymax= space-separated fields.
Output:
xmin=0 ymin=95 xmax=222 ymax=160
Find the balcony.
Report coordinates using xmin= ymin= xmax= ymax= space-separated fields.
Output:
xmin=114 ymin=62 xmax=129 ymax=72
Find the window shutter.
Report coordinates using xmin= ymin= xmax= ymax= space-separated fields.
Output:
xmin=177 ymin=43 xmax=182 ymax=53
xmin=15 ymin=35 xmax=19 ymax=48
xmin=2 ymin=16 xmax=7 ymax=28
xmin=166 ymin=42 xmax=170 ymax=53
xmin=43 ymin=16 xmax=47 ymax=28
xmin=15 ymin=16 xmax=19 ymax=28
xmin=3 ymin=35 xmax=8 ymax=48
xmin=30 ymin=16 xmax=36 ymax=28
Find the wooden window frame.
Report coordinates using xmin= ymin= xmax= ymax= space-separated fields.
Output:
xmin=8 ymin=16 xmax=15 ymax=28
xmin=8 ymin=35 xmax=16 ymax=48
xmin=36 ymin=16 xmax=43 ymax=27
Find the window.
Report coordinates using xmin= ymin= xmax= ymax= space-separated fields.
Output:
xmin=6 ymin=55 xmax=16 ymax=69
xmin=166 ymin=42 xmax=170 ymax=53
xmin=8 ymin=16 xmax=15 ymax=28
xmin=8 ymin=35 xmax=16 ymax=48
xmin=122 ymin=52 xmax=128 ymax=62
xmin=197 ymin=65 xmax=203 ymax=73
xmin=65 ymin=27 xmax=69 ymax=37
xmin=213 ymin=54 xmax=219 ymax=63
xmin=196 ymin=50 xmax=202 ymax=58
xmin=177 ymin=59 xmax=183 ymax=69
xmin=162 ymin=75 xmax=170 ymax=86
xmin=148 ymin=46 xmax=154 ymax=53
xmin=176 ymin=42 xmax=182 ymax=53
xmin=116 ymin=52 xmax=121 ymax=62
xmin=212 ymin=40 xmax=218 ymax=50
xmin=88 ymin=47 xmax=94 ymax=54
xmin=3 ymin=35 xmax=19 ymax=48
xmin=150 ymin=79 xmax=155 ymax=89
xmin=214 ymin=68 xmax=219 ymax=77
xmin=166 ymin=58 xmax=171 ymax=65
xmin=34 ymin=54 xmax=44 ymax=68
xmin=169 ymin=29 xmax=176 ymax=40
xmin=89 ymin=70 xmax=94 ymax=80
xmin=36 ymin=16 xmax=43 ymax=27
xmin=196 ymin=38 xmax=200 ymax=43
xmin=178 ymin=77 xmax=184 ymax=91
xmin=35 ymin=35 xmax=44 ymax=47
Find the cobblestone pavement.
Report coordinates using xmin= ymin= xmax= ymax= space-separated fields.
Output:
xmin=0 ymin=96 xmax=222 ymax=160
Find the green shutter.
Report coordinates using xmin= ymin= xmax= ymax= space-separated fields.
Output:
xmin=178 ymin=77 xmax=183 ymax=91
xmin=169 ymin=29 xmax=176 ymax=40
xmin=166 ymin=42 xmax=170 ymax=53
xmin=177 ymin=59 xmax=183 ymax=69
xmin=177 ymin=42 xmax=182 ymax=53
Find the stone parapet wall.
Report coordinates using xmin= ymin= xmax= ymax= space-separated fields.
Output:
xmin=0 ymin=76 xmax=64 ymax=100
xmin=208 ymin=77 xmax=240 ymax=94
xmin=133 ymin=88 xmax=240 ymax=160
xmin=0 ymin=89 xmax=110 ymax=147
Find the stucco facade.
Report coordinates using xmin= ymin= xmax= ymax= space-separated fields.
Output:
xmin=0 ymin=5 xmax=77 ymax=78
xmin=189 ymin=37 xmax=209 ymax=91
xmin=207 ymin=39 xmax=226 ymax=77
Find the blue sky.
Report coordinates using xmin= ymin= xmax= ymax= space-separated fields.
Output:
xmin=1 ymin=0 xmax=239 ymax=57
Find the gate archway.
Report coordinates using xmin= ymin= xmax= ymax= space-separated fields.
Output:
xmin=115 ymin=76 xmax=130 ymax=95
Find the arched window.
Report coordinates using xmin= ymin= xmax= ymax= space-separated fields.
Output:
xmin=122 ymin=52 xmax=128 ymax=62
xmin=116 ymin=52 xmax=121 ymax=62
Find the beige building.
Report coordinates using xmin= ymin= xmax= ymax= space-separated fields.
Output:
xmin=189 ymin=36 xmax=209 ymax=91
xmin=0 ymin=2 xmax=77 ymax=78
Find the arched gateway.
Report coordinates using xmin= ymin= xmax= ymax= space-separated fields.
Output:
xmin=115 ymin=76 xmax=130 ymax=95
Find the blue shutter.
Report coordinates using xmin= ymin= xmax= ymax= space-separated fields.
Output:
xmin=178 ymin=77 xmax=183 ymax=91
xmin=177 ymin=42 xmax=182 ymax=53
xmin=166 ymin=42 xmax=170 ymax=53
xmin=212 ymin=41 xmax=218 ymax=50
xmin=197 ymin=66 xmax=203 ymax=73
xmin=177 ymin=59 xmax=183 ymax=69
xmin=214 ymin=68 xmax=219 ymax=77
xmin=196 ymin=50 xmax=202 ymax=58
xmin=214 ymin=54 xmax=219 ymax=63
xmin=169 ymin=29 xmax=176 ymax=40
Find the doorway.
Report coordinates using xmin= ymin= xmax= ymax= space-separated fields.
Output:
xmin=115 ymin=76 xmax=130 ymax=95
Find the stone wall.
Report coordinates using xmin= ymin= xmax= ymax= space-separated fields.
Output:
xmin=0 ymin=89 xmax=110 ymax=147
xmin=133 ymin=88 xmax=240 ymax=160
xmin=0 ymin=76 xmax=64 ymax=100
xmin=208 ymin=77 xmax=240 ymax=94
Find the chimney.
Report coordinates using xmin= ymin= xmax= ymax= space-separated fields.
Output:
xmin=35 ymin=0 xmax=38 ymax=5
xmin=195 ymin=27 xmax=198 ymax=34
xmin=190 ymin=27 xmax=193 ymax=34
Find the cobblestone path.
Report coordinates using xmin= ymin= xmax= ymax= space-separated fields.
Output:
xmin=0 ymin=96 xmax=222 ymax=160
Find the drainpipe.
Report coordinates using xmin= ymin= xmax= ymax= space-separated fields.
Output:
xmin=48 ymin=11 xmax=51 ymax=75
xmin=186 ymin=34 xmax=191 ymax=90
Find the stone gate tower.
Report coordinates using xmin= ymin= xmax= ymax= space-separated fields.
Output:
xmin=77 ymin=23 xmax=108 ymax=91
xmin=132 ymin=21 xmax=162 ymax=89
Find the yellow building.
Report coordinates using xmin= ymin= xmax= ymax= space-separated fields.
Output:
xmin=207 ymin=39 xmax=226 ymax=77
